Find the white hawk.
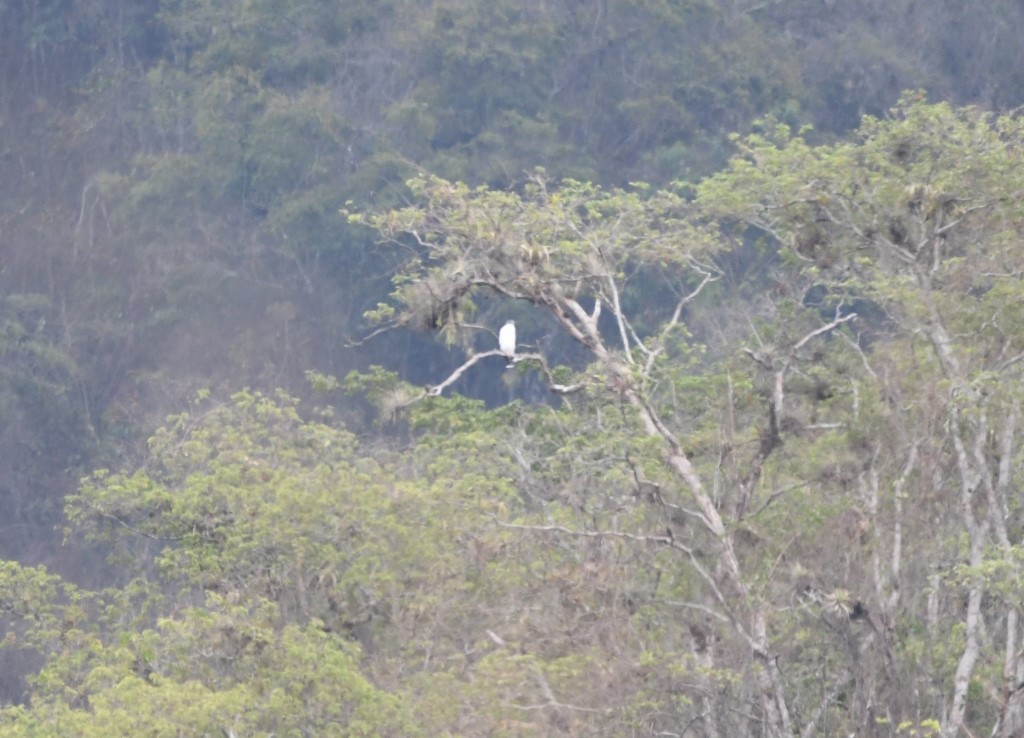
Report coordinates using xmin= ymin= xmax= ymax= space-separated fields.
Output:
xmin=498 ymin=320 xmax=516 ymax=368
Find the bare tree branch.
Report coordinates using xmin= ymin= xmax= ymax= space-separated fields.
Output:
xmin=426 ymin=350 xmax=507 ymax=396
xmin=791 ymin=309 xmax=858 ymax=354
xmin=493 ymin=516 xmax=756 ymax=648
xmin=425 ymin=350 xmax=585 ymax=397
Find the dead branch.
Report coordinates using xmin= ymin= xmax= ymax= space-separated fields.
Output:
xmin=494 ymin=517 xmax=684 ymax=549
xmin=513 ymin=353 xmax=586 ymax=394
xmin=791 ymin=309 xmax=858 ymax=353
xmin=343 ymin=322 xmax=401 ymax=347
xmin=426 ymin=350 xmax=507 ymax=396
xmin=425 ymin=350 xmax=585 ymax=397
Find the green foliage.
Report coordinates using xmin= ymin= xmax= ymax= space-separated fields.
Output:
xmin=343 ymin=366 xmax=424 ymax=421
xmin=894 ymin=718 xmax=942 ymax=737
xmin=368 ymin=172 xmax=719 ymax=343
xmin=2 ymin=602 xmax=413 ymax=737
xmin=11 ymin=390 xmax=526 ymax=733
xmin=25 ymin=377 xmax=776 ymax=734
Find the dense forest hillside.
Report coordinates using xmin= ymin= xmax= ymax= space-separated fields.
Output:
xmin=2 ymin=1 xmax=1024 ymax=735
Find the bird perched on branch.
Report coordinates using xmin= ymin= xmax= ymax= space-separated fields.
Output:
xmin=499 ymin=320 xmax=516 ymax=368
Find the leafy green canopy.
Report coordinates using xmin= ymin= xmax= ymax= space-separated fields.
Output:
xmin=340 ymin=97 xmax=1024 ymax=735
xmin=698 ymin=95 xmax=1024 ymax=736
xmin=8 ymin=97 xmax=1024 ymax=736
xmin=3 ymin=385 xmax=729 ymax=735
